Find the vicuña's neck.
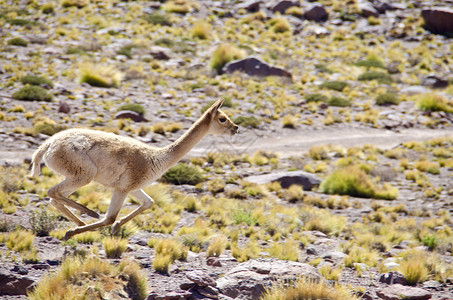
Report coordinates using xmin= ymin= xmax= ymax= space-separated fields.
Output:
xmin=162 ymin=116 xmax=210 ymax=168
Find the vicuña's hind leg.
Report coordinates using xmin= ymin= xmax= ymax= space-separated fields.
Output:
xmin=112 ymin=189 xmax=154 ymax=234
xmin=50 ymin=192 xmax=86 ymax=226
xmin=48 ymin=176 xmax=100 ymax=221
xmin=64 ymin=189 xmax=128 ymax=240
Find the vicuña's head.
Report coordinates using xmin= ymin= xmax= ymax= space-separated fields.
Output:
xmin=205 ymin=98 xmax=239 ymax=136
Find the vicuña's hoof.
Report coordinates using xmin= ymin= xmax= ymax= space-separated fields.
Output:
xmin=64 ymin=229 xmax=75 ymax=241
xmin=111 ymin=222 xmax=121 ymax=235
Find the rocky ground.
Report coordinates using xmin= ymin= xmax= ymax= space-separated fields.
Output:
xmin=0 ymin=0 xmax=452 ymax=299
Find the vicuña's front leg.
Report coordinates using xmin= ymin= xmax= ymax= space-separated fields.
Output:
xmin=64 ymin=190 xmax=128 ymax=240
xmin=112 ymin=189 xmax=154 ymax=234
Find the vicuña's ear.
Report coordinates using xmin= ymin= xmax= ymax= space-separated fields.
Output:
xmin=210 ymin=98 xmax=224 ymax=112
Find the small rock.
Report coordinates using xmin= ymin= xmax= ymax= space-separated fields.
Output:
xmin=11 ymin=265 xmax=28 ymax=275
xmin=322 ymin=251 xmax=346 ymax=260
xmin=206 ymin=257 xmax=222 ymax=267
xmin=376 ymin=284 xmax=431 ymax=300
xmin=304 ymin=3 xmax=329 ymax=22
xmin=223 ymin=57 xmax=292 ymax=80
xmin=58 ymin=101 xmax=71 ymax=114
xmin=420 ymin=75 xmax=449 ymax=89
xmin=270 ymin=1 xmax=300 ymax=14
xmin=358 ymin=2 xmax=379 ymax=17
xmin=379 ymin=271 xmax=407 ymax=285
xmin=421 ymin=8 xmax=453 ymax=37
xmin=197 ymin=285 xmax=219 ymax=299
xmin=422 ymin=280 xmax=442 ymax=289
xmin=149 ymin=46 xmax=171 ymax=60
xmin=180 ymin=282 xmax=196 ymax=290
xmin=147 ymin=291 xmax=192 ymax=300
xmin=186 ymin=270 xmax=217 ymax=287
xmin=400 ymin=86 xmax=430 ymax=95
xmin=244 ymin=171 xmax=321 ymax=190
xmin=237 ymin=0 xmax=262 ymax=12
xmin=114 ymin=110 xmax=148 ymax=122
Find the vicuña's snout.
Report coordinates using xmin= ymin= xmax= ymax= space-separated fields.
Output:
xmin=231 ymin=125 xmax=239 ymax=135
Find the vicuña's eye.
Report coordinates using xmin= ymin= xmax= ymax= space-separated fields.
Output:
xmin=219 ymin=117 xmax=226 ymax=123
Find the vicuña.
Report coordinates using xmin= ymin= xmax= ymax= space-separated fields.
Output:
xmin=30 ymin=98 xmax=239 ymax=240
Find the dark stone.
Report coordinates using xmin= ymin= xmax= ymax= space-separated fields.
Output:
xmin=11 ymin=265 xmax=28 ymax=275
xmin=270 ymin=1 xmax=300 ymax=14
xmin=58 ymin=101 xmax=71 ymax=113
xmin=378 ymin=271 xmax=407 ymax=285
xmin=0 ymin=271 xmax=35 ymax=295
xmin=244 ymin=171 xmax=322 ymax=191
xmin=147 ymin=291 xmax=192 ymax=300
xmin=376 ymin=284 xmax=432 ymax=300
xmin=422 ymin=8 xmax=453 ymax=37
xmin=223 ymin=57 xmax=293 ymax=80
xmin=358 ymin=2 xmax=379 ymax=17
xmin=420 ymin=75 xmax=449 ymax=89
xmin=237 ymin=0 xmax=262 ymax=12
xmin=186 ymin=270 xmax=217 ymax=287
xmin=180 ymin=282 xmax=196 ymax=290
xmin=149 ymin=46 xmax=171 ymax=60
xmin=196 ymin=285 xmax=219 ymax=299
xmin=304 ymin=3 xmax=329 ymax=22
xmin=206 ymin=257 xmax=222 ymax=267
xmin=114 ymin=110 xmax=148 ymax=122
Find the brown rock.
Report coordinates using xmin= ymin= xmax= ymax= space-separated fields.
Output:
xmin=358 ymin=2 xmax=379 ymax=17
xmin=270 ymin=1 xmax=300 ymax=14
xmin=304 ymin=3 xmax=329 ymax=22
xmin=223 ymin=57 xmax=292 ymax=79
xmin=147 ymin=291 xmax=191 ymax=300
xmin=0 ymin=271 xmax=35 ymax=295
xmin=206 ymin=257 xmax=222 ymax=267
xmin=114 ymin=110 xmax=148 ymax=122
xmin=186 ymin=270 xmax=217 ymax=287
xmin=377 ymin=284 xmax=432 ymax=300
xmin=237 ymin=0 xmax=262 ymax=12
xmin=244 ymin=171 xmax=321 ymax=190
xmin=150 ymin=46 xmax=171 ymax=60
xmin=58 ymin=101 xmax=71 ymax=114
xmin=216 ymin=258 xmax=322 ymax=299
xmin=422 ymin=8 xmax=453 ymax=37
xmin=196 ymin=285 xmax=219 ymax=299
xmin=379 ymin=271 xmax=407 ymax=285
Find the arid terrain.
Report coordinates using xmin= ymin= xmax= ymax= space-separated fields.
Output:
xmin=0 ymin=0 xmax=452 ymax=299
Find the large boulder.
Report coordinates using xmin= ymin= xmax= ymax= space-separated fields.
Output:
xmin=376 ymin=284 xmax=431 ymax=300
xmin=216 ymin=259 xmax=322 ymax=300
xmin=421 ymin=8 xmax=453 ymax=37
xmin=244 ymin=171 xmax=322 ymax=190
xmin=0 ymin=269 xmax=35 ymax=295
xmin=223 ymin=57 xmax=292 ymax=80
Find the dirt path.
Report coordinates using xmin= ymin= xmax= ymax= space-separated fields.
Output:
xmin=191 ymin=127 xmax=452 ymax=158
xmin=1 ymin=127 xmax=451 ymax=165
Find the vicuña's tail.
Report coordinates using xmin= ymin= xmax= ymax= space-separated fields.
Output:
xmin=29 ymin=143 xmax=50 ymax=178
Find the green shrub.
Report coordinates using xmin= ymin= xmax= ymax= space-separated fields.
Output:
xmin=314 ymin=63 xmax=334 ymax=74
xmin=29 ymin=208 xmax=59 ymax=236
xmin=118 ymin=103 xmax=145 ymax=116
xmin=155 ymin=38 xmax=175 ymax=47
xmin=7 ymin=37 xmax=28 ymax=47
xmin=234 ymin=116 xmax=261 ymax=128
xmin=422 ymin=234 xmax=437 ymax=250
xmin=320 ymin=165 xmax=398 ymax=200
xmin=354 ymin=58 xmax=385 ymax=69
xmin=268 ymin=17 xmax=291 ymax=34
xmin=21 ymin=75 xmax=54 ymax=88
xmin=210 ymin=43 xmax=246 ymax=73
xmin=416 ymin=93 xmax=453 ymax=113
xmin=12 ymin=85 xmax=53 ymax=101
xmin=162 ymin=163 xmax=204 ymax=185
xmin=375 ymin=93 xmax=399 ymax=106
xmin=102 ymin=237 xmax=128 ymax=258
xmin=144 ymin=12 xmax=172 ymax=26
xmin=320 ymin=81 xmax=348 ymax=91
xmin=33 ymin=122 xmax=66 ymax=136
xmin=79 ymin=64 xmax=122 ymax=88
xmin=305 ymin=93 xmax=328 ymax=103
xmin=327 ymin=96 xmax=351 ymax=107
xmin=117 ymin=44 xmax=138 ymax=59
xmin=358 ymin=71 xmax=393 ymax=84
xmin=9 ymin=19 xmax=32 ymax=26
